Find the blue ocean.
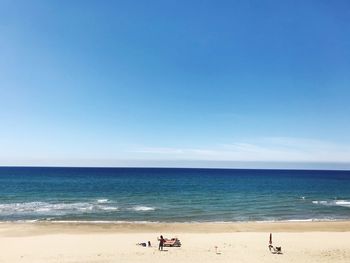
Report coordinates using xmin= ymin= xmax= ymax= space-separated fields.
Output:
xmin=1 ymin=167 xmax=350 ymax=222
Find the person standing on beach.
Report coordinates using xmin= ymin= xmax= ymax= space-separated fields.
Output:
xmin=158 ymin=235 xmax=165 ymax=251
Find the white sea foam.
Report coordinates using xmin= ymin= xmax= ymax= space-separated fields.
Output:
xmin=0 ymin=202 xmax=119 ymax=216
xmin=286 ymin=219 xmax=313 ymax=222
xmin=1 ymin=218 xmax=342 ymax=224
xmin=334 ymin=200 xmax=350 ymax=207
xmin=46 ymin=220 xmax=160 ymax=224
xmin=97 ymin=199 xmax=109 ymax=203
xmin=312 ymin=201 xmax=328 ymax=205
xmin=99 ymin=206 xmax=119 ymax=211
xmin=312 ymin=200 xmax=350 ymax=208
xmin=129 ymin=206 xmax=155 ymax=211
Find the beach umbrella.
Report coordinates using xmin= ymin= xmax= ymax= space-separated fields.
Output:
xmin=269 ymin=233 xmax=272 ymax=244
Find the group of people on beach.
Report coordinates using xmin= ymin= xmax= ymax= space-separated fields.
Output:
xmin=137 ymin=235 xmax=179 ymax=251
xmin=136 ymin=235 xmax=167 ymax=250
xmin=136 ymin=235 xmax=166 ymax=250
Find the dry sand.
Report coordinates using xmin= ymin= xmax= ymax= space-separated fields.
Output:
xmin=1 ymin=221 xmax=350 ymax=263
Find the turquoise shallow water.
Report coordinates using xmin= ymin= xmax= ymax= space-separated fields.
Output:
xmin=0 ymin=167 xmax=350 ymax=222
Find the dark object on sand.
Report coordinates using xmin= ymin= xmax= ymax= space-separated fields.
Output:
xmin=269 ymin=244 xmax=282 ymax=254
xmin=158 ymin=235 xmax=166 ymax=250
xmin=163 ymin=238 xmax=181 ymax=247
xmin=268 ymin=233 xmax=282 ymax=254
xmin=137 ymin=243 xmax=147 ymax=247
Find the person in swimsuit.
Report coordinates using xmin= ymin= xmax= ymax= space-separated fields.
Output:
xmin=158 ymin=235 xmax=165 ymax=251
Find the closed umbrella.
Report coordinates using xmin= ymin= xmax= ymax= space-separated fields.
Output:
xmin=269 ymin=233 xmax=272 ymax=245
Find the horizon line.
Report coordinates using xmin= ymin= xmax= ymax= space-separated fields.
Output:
xmin=1 ymin=164 xmax=350 ymax=172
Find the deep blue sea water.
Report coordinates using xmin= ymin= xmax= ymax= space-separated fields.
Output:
xmin=1 ymin=167 xmax=350 ymax=222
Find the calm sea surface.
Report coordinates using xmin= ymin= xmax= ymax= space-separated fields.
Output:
xmin=1 ymin=167 xmax=350 ymax=222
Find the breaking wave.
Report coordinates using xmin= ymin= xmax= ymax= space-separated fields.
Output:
xmin=312 ymin=200 xmax=350 ymax=208
xmin=0 ymin=202 xmax=119 ymax=216
xmin=97 ymin=199 xmax=109 ymax=203
xmin=129 ymin=206 xmax=156 ymax=211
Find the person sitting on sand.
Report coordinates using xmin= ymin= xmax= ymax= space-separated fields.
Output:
xmin=269 ymin=244 xmax=282 ymax=254
xmin=268 ymin=233 xmax=282 ymax=254
xmin=148 ymin=241 xmax=151 ymax=247
xmin=158 ymin=235 xmax=165 ymax=251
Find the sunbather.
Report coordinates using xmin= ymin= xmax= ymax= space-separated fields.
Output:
xmin=137 ymin=242 xmax=147 ymax=247
xmin=136 ymin=241 xmax=151 ymax=247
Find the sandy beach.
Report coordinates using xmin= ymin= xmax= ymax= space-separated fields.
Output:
xmin=1 ymin=221 xmax=350 ymax=263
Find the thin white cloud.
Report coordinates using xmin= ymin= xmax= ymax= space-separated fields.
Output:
xmin=131 ymin=137 xmax=350 ymax=163
xmin=134 ymin=147 xmax=185 ymax=154
xmin=2 ymin=137 xmax=349 ymax=169
xmin=132 ymin=147 xmax=218 ymax=157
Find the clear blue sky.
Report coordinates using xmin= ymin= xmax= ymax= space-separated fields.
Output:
xmin=1 ymin=0 xmax=350 ymax=169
